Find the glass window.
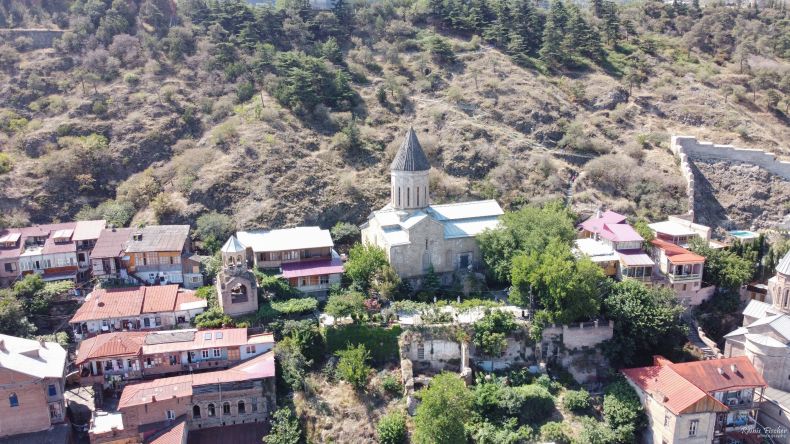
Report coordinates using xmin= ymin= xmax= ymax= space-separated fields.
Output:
xmin=251 ymin=397 xmax=258 ymax=412
xmin=193 ymin=405 xmax=201 ymax=418
xmin=9 ymin=393 xmax=18 ymax=407
xmin=238 ymin=400 xmax=246 ymax=414
xmin=215 ymin=332 xmax=223 ymax=339
xmin=208 ymin=403 xmax=215 ymax=417
xmin=689 ymin=419 xmax=698 ymax=436
xmin=48 ymin=384 xmax=57 ymax=397
xmin=166 ymin=410 xmax=175 ymax=420
xmin=223 ymin=402 xmax=231 ymax=415
xmin=204 ymin=332 xmax=212 ymax=340
xmin=201 ymin=350 xmax=209 ymax=359
xmin=213 ymin=348 xmax=221 ymax=358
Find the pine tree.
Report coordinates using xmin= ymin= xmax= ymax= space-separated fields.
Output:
xmin=592 ymin=0 xmax=604 ymax=18
xmin=483 ymin=0 xmax=512 ymax=47
xmin=333 ymin=0 xmax=353 ymax=28
xmin=540 ymin=1 xmax=568 ymax=68
xmin=511 ymin=0 xmax=542 ymax=54
xmin=601 ymin=0 xmax=620 ymax=45
xmin=469 ymin=0 xmax=495 ymax=33
xmin=507 ymin=31 xmax=529 ymax=65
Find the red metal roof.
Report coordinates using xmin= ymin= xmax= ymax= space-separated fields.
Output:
xmin=141 ymin=285 xmax=181 ymax=314
xmin=579 ymin=210 xmax=627 ymax=232
xmin=91 ymin=228 xmax=134 ymax=259
xmin=192 ymin=351 xmax=275 ymax=386
xmin=76 ymin=332 xmax=146 ymax=364
xmin=71 ymin=287 xmax=146 ymax=323
xmin=651 ymin=238 xmax=705 ymax=263
xmin=281 ymin=258 xmax=344 ymax=279
xmin=622 ymin=364 xmax=716 ymax=415
xmin=600 ymin=223 xmax=643 ymax=243
xmin=175 ymin=290 xmax=204 ymax=309
xmin=145 ymin=418 xmax=187 ymax=444
xmin=119 ymin=375 xmax=193 ymax=409
xmin=669 ymin=356 xmax=766 ymax=392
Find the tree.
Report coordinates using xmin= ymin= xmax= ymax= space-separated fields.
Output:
xmin=263 ymin=407 xmax=302 ymax=444
xmin=335 ymin=343 xmax=371 ymax=389
xmin=424 ymin=35 xmax=456 ymax=63
xmin=562 ymin=389 xmax=591 ymax=412
xmin=275 ymin=337 xmax=310 ymax=391
xmin=689 ymin=238 xmax=754 ymax=289
xmin=539 ymin=1 xmax=568 ymax=67
xmin=478 ymin=202 xmax=576 ymax=283
xmin=540 ymin=422 xmax=571 ymax=444
xmin=603 ymin=378 xmax=646 ymax=441
xmin=510 ymin=239 xmax=605 ymax=323
xmin=325 ymin=290 xmax=365 ymax=321
xmin=281 ymin=319 xmax=324 ymax=364
xmin=370 ymin=265 xmax=401 ymax=301
xmin=194 ymin=211 xmax=236 ymax=253
xmin=413 ymin=373 xmax=472 ymax=444
xmin=344 ymin=243 xmax=389 ymax=291
xmin=0 ymin=291 xmax=36 ymax=337
xmin=472 ymin=309 xmax=518 ymax=357
xmin=377 ymin=410 xmax=407 ymax=444
xmin=632 ymin=219 xmax=655 ymax=243
xmin=603 ymin=280 xmax=687 ymax=367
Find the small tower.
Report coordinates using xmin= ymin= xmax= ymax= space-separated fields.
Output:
xmin=216 ymin=235 xmax=258 ymax=316
xmin=390 ymin=127 xmax=431 ymax=211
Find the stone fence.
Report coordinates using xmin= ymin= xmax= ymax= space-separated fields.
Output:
xmin=670 ymin=135 xmax=790 ymax=220
xmin=0 ymin=29 xmax=66 ymax=49
xmin=542 ymin=320 xmax=614 ymax=350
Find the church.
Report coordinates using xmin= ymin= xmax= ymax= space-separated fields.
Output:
xmin=360 ymin=127 xmax=503 ymax=286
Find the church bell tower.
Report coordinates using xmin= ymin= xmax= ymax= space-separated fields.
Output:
xmin=390 ymin=127 xmax=431 ymax=211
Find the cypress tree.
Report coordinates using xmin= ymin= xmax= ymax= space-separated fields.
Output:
xmin=540 ymin=1 xmax=568 ymax=67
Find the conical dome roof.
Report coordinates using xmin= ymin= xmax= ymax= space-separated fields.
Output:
xmin=221 ymin=235 xmax=246 ymax=254
xmin=390 ymin=127 xmax=431 ymax=172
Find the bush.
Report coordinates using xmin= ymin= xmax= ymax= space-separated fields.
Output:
xmin=0 ymin=153 xmax=11 ymax=174
xmin=535 ymin=374 xmax=561 ymax=394
xmin=381 ymin=374 xmax=403 ymax=395
xmin=562 ymin=389 xmax=591 ymax=412
xmin=257 ymin=273 xmax=300 ymax=299
xmin=377 ymin=411 xmax=407 ymax=444
xmin=270 ymin=297 xmax=318 ymax=315
xmin=330 ymin=221 xmax=360 ymax=245
xmin=603 ymin=378 xmax=646 ymax=440
xmin=324 ymin=290 xmax=365 ymax=321
xmin=515 ymin=384 xmax=555 ymax=424
xmin=324 ymin=324 xmax=402 ymax=364
xmin=540 ymin=422 xmax=570 ymax=444
xmin=335 ymin=343 xmax=371 ymax=389
xmin=194 ymin=308 xmax=236 ymax=329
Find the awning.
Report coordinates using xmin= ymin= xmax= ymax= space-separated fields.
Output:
xmin=618 ymin=251 xmax=655 ymax=267
xmin=281 ymin=259 xmax=344 ymax=279
xmin=41 ymin=271 xmax=78 ymax=282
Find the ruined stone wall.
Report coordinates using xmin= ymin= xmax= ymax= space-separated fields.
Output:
xmin=0 ymin=29 xmax=66 ymax=48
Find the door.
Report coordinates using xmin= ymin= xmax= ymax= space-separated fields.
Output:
xmin=459 ymin=254 xmax=470 ymax=270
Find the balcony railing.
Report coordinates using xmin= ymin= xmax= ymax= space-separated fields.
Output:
xmin=668 ymin=272 xmax=701 ymax=282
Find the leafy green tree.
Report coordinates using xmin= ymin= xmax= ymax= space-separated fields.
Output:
xmin=539 ymin=0 xmax=569 ymax=67
xmin=263 ymin=407 xmax=302 ymax=444
xmin=540 ymin=421 xmax=571 ymax=444
xmin=632 ymin=219 xmax=654 ymax=243
xmin=335 ymin=343 xmax=371 ymax=389
xmin=413 ymin=373 xmax=472 ymax=444
xmin=371 ymin=265 xmax=401 ymax=301
xmin=344 ymin=243 xmax=389 ymax=291
xmin=377 ymin=410 xmax=407 ymax=444
xmin=603 ymin=280 xmax=687 ymax=367
xmin=195 ymin=211 xmax=236 ymax=253
xmin=478 ymin=202 xmax=576 ymax=283
xmin=325 ymin=290 xmax=365 ymax=321
xmin=281 ymin=319 xmax=324 ymax=364
xmin=576 ymin=416 xmax=617 ymax=444
xmin=321 ymin=37 xmax=342 ymax=64
xmin=689 ymin=238 xmax=754 ymax=289
xmin=510 ymin=239 xmax=605 ymax=323
xmin=424 ymin=35 xmax=456 ymax=63
xmin=472 ymin=309 xmax=518 ymax=357
xmin=0 ymin=291 xmax=36 ymax=337
xmin=562 ymin=389 xmax=591 ymax=412
xmin=275 ymin=337 xmax=310 ymax=391
xmin=603 ymin=378 xmax=646 ymax=441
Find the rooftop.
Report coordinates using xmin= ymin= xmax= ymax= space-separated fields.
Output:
xmin=651 ymin=238 xmax=705 ymax=263
xmin=70 ymin=285 xmax=204 ymax=323
xmin=146 ymin=417 xmax=187 ymax=444
xmin=600 ymin=223 xmax=643 ymax=243
xmin=648 ymin=220 xmax=699 ymax=237
xmin=574 ymin=238 xmax=619 ymax=262
xmin=617 ymin=250 xmax=655 ymax=267
xmin=76 ymin=332 xmax=147 ymax=364
xmin=281 ymin=258 xmax=344 ymax=279
xmin=73 ymin=220 xmax=107 ymax=241
xmin=579 ymin=210 xmax=627 ymax=233
xmin=91 ymin=228 xmax=134 ymax=259
xmin=777 ymin=249 xmax=790 ymax=276
xmin=236 ymin=226 xmax=334 ymax=253
xmin=0 ymin=334 xmax=67 ymax=380
xmin=669 ymin=356 xmax=766 ymax=392
xmin=125 ymin=225 xmax=190 ymax=253
xmin=390 ymin=127 xmax=431 ymax=172
xmin=221 ymin=235 xmax=246 ymax=254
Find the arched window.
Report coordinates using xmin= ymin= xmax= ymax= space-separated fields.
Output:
xmin=9 ymin=393 xmax=18 ymax=407
xmin=237 ymin=255 xmax=243 ymax=264
xmin=207 ymin=403 xmax=215 ymax=417
xmin=407 ymin=188 xmax=410 ymax=207
xmin=223 ymin=402 xmax=231 ymax=415
xmin=238 ymin=400 xmax=246 ymax=414
xmin=192 ymin=405 xmax=201 ymax=418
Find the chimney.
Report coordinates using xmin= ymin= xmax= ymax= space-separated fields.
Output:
xmin=730 ymin=364 xmax=738 ymax=373
xmin=151 ymin=395 xmax=156 ymax=402
xmin=596 ymin=208 xmax=602 ymax=219
xmin=717 ymin=367 xmax=724 ymax=375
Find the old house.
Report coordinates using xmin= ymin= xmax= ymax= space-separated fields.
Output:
xmin=234 ymin=227 xmax=344 ymax=296
xmin=0 ymin=334 xmax=68 ymax=438
xmin=0 ymin=220 xmax=106 ymax=287
xmin=623 ymin=356 xmax=766 ymax=444
xmin=89 ymin=352 xmax=276 ymax=444
xmin=575 ymin=210 xmax=654 ymax=280
xmin=649 ymin=215 xmax=712 ymax=247
xmin=361 ymin=127 xmax=503 ymax=285
xmin=123 ymin=225 xmax=203 ymax=289
xmin=76 ymin=328 xmax=274 ymax=389
xmin=69 ymin=285 xmax=207 ymax=340
xmin=650 ymin=239 xmax=709 ymax=305
xmin=90 ymin=227 xmax=135 ymax=283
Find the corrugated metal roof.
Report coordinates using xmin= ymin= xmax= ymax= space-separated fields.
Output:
xmin=119 ymin=374 xmax=193 ymax=409
xmin=777 ymin=250 xmax=790 ymax=276
xmin=742 ymin=299 xmax=774 ymax=321
xmin=91 ymin=228 xmax=134 ymax=259
xmin=125 ymin=225 xmax=190 ymax=253
xmin=76 ymin=332 xmax=146 ymax=364
xmin=281 ymin=258 xmax=344 ymax=279
xmin=670 ymin=356 xmax=767 ymax=392
xmin=622 ymin=364 xmax=715 ymax=415
xmin=236 ymin=227 xmax=333 ymax=253
xmin=443 ymin=216 xmax=500 ymax=239
xmin=427 ymin=200 xmax=503 ymax=221
xmin=574 ymin=238 xmax=619 ymax=262
xmin=618 ymin=250 xmax=655 ymax=267
xmin=579 ymin=210 xmax=627 ymax=233
xmin=390 ymin=127 xmax=431 ymax=172
xmin=0 ymin=334 xmax=67 ymax=379
xmin=651 ymin=239 xmax=705 ymax=263
xmin=221 ymin=235 xmax=246 ymax=254
xmin=601 ymin=223 xmax=643 ymax=243
xmin=73 ymin=220 xmax=106 ymax=241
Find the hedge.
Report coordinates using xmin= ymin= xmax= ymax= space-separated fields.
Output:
xmin=324 ymin=324 xmax=402 ymax=364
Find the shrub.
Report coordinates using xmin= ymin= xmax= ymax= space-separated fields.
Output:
xmin=324 ymin=324 xmax=402 ymax=364
xmin=194 ymin=308 xmax=235 ymax=329
xmin=330 ymin=221 xmax=360 ymax=245
xmin=325 ymin=290 xmax=365 ymax=321
xmin=194 ymin=286 xmax=218 ymax=310
xmin=381 ymin=374 xmax=402 ymax=395
xmin=194 ymin=211 xmax=235 ymax=252
xmin=270 ymin=297 xmax=318 ymax=315
xmin=562 ymin=389 xmax=591 ymax=412
xmin=263 ymin=407 xmax=301 ymax=444
xmin=0 ymin=153 xmax=11 ymax=174
xmin=515 ymin=384 xmax=555 ymax=424
xmin=540 ymin=422 xmax=570 ymax=444
xmin=257 ymin=273 xmax=300 ymax=299
xmin=535 ymin=374 xmax=561 ymax=394
xmin=335 ymin=343 xmax=371 ymax=389
xmin=377 ymin=411 xmax=407 ymax=444
xmin=603 ymin=378 xmax=646 ymax=439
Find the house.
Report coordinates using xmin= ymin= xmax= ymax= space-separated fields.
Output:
xmin=650 ymin=239 xmax=709 ymax=305
xmin=124 ymin=225 xmax=204 ymax=289
xmin=723 ymin=251 xmax=790 ymax=439
xmin=622 ymin=356 xmax=766 ymax=444
xmin=69 ymin=285 xmax=207 ymax=340
xmin=648 ymin=215 xmax=712 ymax=247
xmin=0 ymin=334 xmax=68 ymax=438
xmin=574 ymin=210 xmax=654 ymax=281
xmin=234 ymin=227 xmax=344 ymax=295
xmin=76 ymin=328 xmax=274 ymax=388
xmin=90 ymin=352 xmax=276 ymax=444
xmin=90 ymin=227 xmax=135 ymax=282
xmin=360 ymin=127 xmax=503 ymax=285
xmin=0 ymin=220 xmax=106 ymax=287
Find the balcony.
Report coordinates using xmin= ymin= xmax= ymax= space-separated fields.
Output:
xmin=668 ymin=272 xmax=701 ymax=282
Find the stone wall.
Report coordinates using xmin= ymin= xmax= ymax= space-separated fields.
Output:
xmin=0 ymin=29 xmax=66 ymax=49
xmin=670 ymin=135 xmax=790 ymax=221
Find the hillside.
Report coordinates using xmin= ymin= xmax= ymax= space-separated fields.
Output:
xmin=0 ymin=0 xmax=788 ymax=233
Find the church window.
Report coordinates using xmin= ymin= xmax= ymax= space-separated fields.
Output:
xmin=398 ymin=188 xmax=401 ymax=206
xmin=417 ymin=188 xmax=420 ymax=206
xmin=425 ymin=239 xmax=428 ymax=250
xmin=407 ymin=188 xmax=410 ymax=207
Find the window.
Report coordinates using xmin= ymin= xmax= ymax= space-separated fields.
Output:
xmin=116 ymin=359 xmax=123 ymax=370
xmin=246 ymin=345 xmax=256 ymax=354
xmin=251 ymin=397 xmax=258 ymax=412
xmin=215 ymin=332 xmax=223 ymax=339
xmin=143 ymin=318 xmax=151 ymax=327
xmin=104 ymin=361 xmax=113 ymax=371
xmin=223 ymin=402 xmax=231 ymax=415
xmin=207 ymin=403 xmax=215 ymax=417
xmin=204 ymin=332 xmax=212 ymax=340
xmin=416 ymin=188 xmax=420 ymax=206
xmin=193 ymin=405 xmax=201 ymax=418
xmin=664 ymin=414 xmax=669 ymax=428
xmin=4 ymin=263 xmax=14 ymax=272
xmin=397 ymin=187 xmax=401 ymax=206
xmin=202 ymin=350 xmax=209 ymax=359
xmin=689 ymin=419 xmax=699 ymax=436
xmin=9 ymin=393 xmax=18 ymax=407
xmin=166 ymin=410 xmax=175 ymax=420
xmin=212 ymin=348 xmax=221 ymax=358
xmin=48 ymin=384 xmax=57 ymax=397
xmin=155 ymin=317 xmax=161 ymax=326
xmin=417 ymin=344 xmax=425 ymax=360
xmin=169 ymin=355 xmax=178 ymax=365
xmin=407 ymin=187 xmax=410 ymax=206
xmin=238 ymin=400 xmax=246 ymax=414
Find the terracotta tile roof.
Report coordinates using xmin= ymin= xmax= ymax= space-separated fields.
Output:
xmin=145 ymin=418 xmax=187 ymax=444
xmin=141 ymin=285 xmax=181 ymax=314
xmin=76 ymin=332 xmax=146 ymax=364
xmin=119 ymin=375 xmax=193 ymax=409
xmin=91 ymin=228 xmax=134 ymax=259
xmin=668 ymin=356 xmax=766 ymax=392
xmin=71 ymin=287 xmax=146 ymax=323
xmin=651 ymin=238 xmax=705 ymax=263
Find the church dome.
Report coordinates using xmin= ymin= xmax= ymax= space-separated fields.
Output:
xmin=390 ymin=127 xmax=431 ymax=172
